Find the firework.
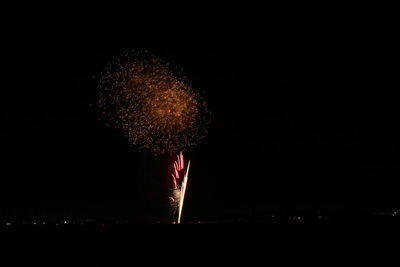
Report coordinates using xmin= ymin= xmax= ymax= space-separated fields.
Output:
xmin=98 ymin=51 xmax=209 ymax=224
xmin=178 ymin=160 xmax=190 ymax=224
xmin=169 ymin=152 xmax=190 ymax=224
xmin=98 ymin=50 xmax=211 ymax=155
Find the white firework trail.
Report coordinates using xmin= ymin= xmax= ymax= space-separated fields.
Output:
xmin=169 ymin=151 xmax=191 ymax=224
xmin=178 ymin=160 xmax=190 ymax=224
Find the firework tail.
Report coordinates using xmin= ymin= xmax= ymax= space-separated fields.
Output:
xmin=178 ymin=160 xmax=190 ymax=224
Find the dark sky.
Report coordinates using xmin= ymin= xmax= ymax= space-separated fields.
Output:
xmin=1 ymin=3 xmax=398 ymax=222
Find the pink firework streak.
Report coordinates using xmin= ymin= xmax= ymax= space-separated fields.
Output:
xmin=170 ymin=152 xmax=191 ymax=224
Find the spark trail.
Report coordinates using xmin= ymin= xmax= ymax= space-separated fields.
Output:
xmin=169 ymin=152 xmax=191 ymax=224
xmin=178 ymin=160 xmax=190 ymax=224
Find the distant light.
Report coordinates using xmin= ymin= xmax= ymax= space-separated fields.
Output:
xmin=6 ymin=222 xmax=12 ymax=226
xmin=64 ymin=221 xmax=67 ymax=224
xmin=33 ymin=222 xmax=37 ymax=225
xmin=42 ymin=222 xmax=46 ymax=225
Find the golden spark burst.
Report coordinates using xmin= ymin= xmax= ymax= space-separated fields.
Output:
xmin=98 ymin=51 xmax=211 ymax=155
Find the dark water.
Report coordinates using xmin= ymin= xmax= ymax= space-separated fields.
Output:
xmin=1 ymin=217 xmax=397 ymax=266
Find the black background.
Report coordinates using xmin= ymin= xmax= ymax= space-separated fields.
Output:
xmin=1 ymin=2 xmax=398 ymax=223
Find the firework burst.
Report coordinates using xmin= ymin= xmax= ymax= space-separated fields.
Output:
xmin=98 ymin=50 xmax=211 ymax=155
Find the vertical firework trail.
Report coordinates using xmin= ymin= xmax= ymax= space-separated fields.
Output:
xmin=170 ymin=152 xmax=190 ymax=224
xmin=178 ymin=159 xmax=190 ymax=224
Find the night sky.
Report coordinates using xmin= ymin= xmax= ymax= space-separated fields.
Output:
xmin=1 ymin=3 xmax=398 ymax=223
